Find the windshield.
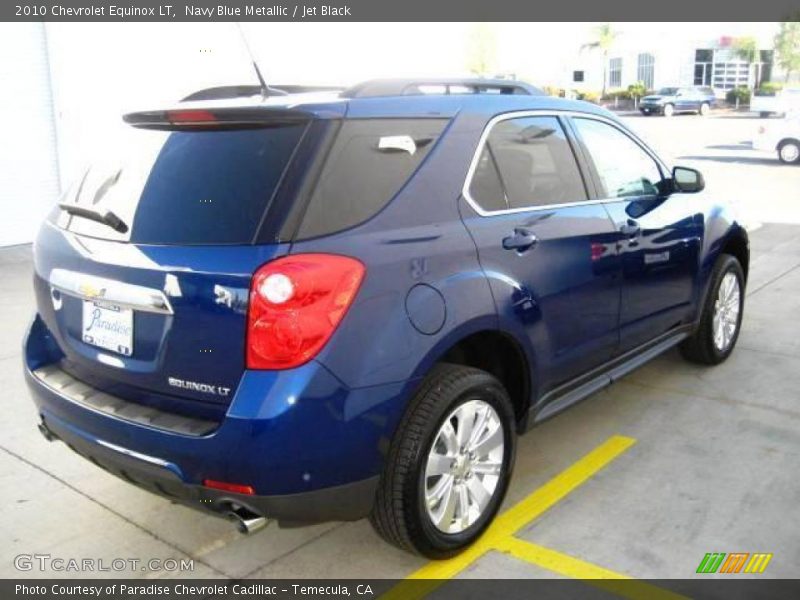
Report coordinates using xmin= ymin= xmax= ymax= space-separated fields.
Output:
xmin=58 ymin=124 xmax=307 ymax=245
xmin=657 ymin=88 xmax=679 ymax=95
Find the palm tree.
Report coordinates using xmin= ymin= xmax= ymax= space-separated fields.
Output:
xmin=732 ymin=37 xmax=759 ymax=88
xmin=774 ymin=20 xmax=800 ymax=84
xmin=466 ymin=24 xmax=497 ymax=77
xmin=581 ymin=23 xmax=619 ymax=97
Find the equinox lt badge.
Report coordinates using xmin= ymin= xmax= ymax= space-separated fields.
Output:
xmin=168 ymin=377 xmax=231 ymax=397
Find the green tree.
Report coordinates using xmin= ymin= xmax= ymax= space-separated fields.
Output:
xmin=581 ymin=23 xmax=619 ymax=97
xmin=774 ymin=20 xmax=800 ymax=83
xmin=466 ymin=24 xmax=497 ymax=77
xmin=627 ymin=81 xmax=647 ymax=108
xmin=732 ymin=37 xmax=759 ymax=87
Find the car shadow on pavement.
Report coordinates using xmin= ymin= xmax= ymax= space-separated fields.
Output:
xmin=677 ymin=155 xmax=780 ymax=166
xmin=705 ymin=144 xmax=753 ymax=151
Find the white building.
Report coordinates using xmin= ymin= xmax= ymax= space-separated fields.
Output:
xmin=567 ymin=23 xmax=790 ymax=95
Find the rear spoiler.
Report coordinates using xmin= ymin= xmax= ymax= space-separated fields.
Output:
xmin=122 ymin=106 xmax=315 ymax=131
xmin=181 ymin=84 xmax=346 ymax=102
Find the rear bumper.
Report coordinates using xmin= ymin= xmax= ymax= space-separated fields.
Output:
xmin=37 ymin=412 xmax=377 ymax=522
xmin=24 ymin=315 xmax=414 ymax=523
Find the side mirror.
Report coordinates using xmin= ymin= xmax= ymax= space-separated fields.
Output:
xmin=672 ymin=166 xmax=705 ymax=193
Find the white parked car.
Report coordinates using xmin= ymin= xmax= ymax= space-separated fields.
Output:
xmin=753 ymin=113 xmax=800 ymax=164
xmin=751 ymin=88 xmax=800 ymax=118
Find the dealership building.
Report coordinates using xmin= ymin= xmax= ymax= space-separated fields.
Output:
xmin=566 ymin=23 xmax=792 ymax=95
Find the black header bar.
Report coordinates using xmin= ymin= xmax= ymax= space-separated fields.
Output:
xmin=5 ymin=0 xmax=800 ymax=22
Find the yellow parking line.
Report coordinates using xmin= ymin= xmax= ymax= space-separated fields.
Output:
xmin=381 ymin=435 xmax=637 ymax=600
xmin=496 ymin=537 xmax=689 ymax=600
xmin=490 ymin=435 xmax=636 ymax=537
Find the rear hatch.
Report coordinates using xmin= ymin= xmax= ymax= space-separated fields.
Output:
xmin=32 ymin=105 xmax=334 ymax=418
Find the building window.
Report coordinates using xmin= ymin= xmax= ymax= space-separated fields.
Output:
xmin=573 ymin=70 xmax=584 ymax=83
xmin=636 ymin=53 xmax=655 ymax=90
xmin=694 ymin=49 xmax=713 ymax=86
xmin=711 ymin=47 xmax=752 ymax=91
xmin=609 ymin=58 xmax=622 ymax=88
xmin=712 ymin=62 xmax=750 ymax=90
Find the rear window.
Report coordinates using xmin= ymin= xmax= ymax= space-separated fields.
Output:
xmin=296 ymin=118 xmax=447 ymax=239
xmin=59 ymin=124 xmax=307 ymax=245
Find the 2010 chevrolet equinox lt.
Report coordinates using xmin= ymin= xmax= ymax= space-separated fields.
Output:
xmin=24 ymin=79 xmax=749 ymax=558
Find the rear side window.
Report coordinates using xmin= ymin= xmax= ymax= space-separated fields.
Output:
xmin=60 ymin=124 xmax=307 ymax=245
xmin=297 ymin=118 xmax=447 ymax=239
xmin=468 ymin=116 xmax=587 ymax=212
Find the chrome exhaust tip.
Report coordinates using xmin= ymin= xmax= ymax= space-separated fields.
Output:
xmin=227 ymin=504 xmax=269 ymax=534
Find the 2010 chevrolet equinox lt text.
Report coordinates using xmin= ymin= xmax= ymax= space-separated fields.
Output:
xmin=24 ymin=78 xmax=749 ymax=558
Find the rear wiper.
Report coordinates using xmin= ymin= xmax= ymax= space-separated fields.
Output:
xmin=58 ymin=203 xmax=128 ymax=233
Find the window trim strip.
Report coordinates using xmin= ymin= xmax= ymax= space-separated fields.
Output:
xmin=461 ymin=109 xmax=669 ymax=217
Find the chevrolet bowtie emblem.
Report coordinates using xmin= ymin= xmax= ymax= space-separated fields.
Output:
xmin=78 ymin=283 xmax=106 ymax=299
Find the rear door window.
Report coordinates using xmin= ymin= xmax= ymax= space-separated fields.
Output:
xmin=467 ymin=116 xmax=588 ymax=211
xmin=59 ymin=124 xmax=307 ymax=245
xmin=296 ymin=118 xmax=447 ymax=239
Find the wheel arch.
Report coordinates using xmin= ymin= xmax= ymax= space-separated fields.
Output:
xmin=409 ymin=322 xmax=535 ymax=431
xmin=694 ymin=224 xmax=750 ymax=326
xmin=719 ymin=226 xmax=750 ymax=283
xmin=777 ymin=137 xmax=800 ymax=153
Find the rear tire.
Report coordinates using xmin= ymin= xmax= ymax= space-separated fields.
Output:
xmin=370 ymin=363 xmax=516 ymax=558
xmin=778 ymin=140 xmax=800 ymax=165
xmin=680 ymin=254 xmax=744 ymax=365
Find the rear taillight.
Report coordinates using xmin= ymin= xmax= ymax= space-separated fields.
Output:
xmin=246 ymin=254 xmax=365 ymax=370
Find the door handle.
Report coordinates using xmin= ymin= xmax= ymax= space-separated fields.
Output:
xmin=503 ymin=228 xmax=538 ymax=252
xmin=619 ymin=219 xmax=641 ymax=238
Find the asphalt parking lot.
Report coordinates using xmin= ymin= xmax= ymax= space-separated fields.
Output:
xmin=1 ymin=113 xmax=799 ymax=582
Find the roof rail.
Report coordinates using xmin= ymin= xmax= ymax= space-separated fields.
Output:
xmin=342 ymin=78 xmax=542 ymax=98
xmin=181 ymin=84 xmax=346 ymax=102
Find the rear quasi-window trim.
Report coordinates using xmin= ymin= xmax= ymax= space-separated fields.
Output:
xmin=293 ymin=117 xmax=449 ymax=240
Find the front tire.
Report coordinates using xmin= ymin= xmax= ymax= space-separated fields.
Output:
xmin=778 ymin=140 xmax=800 ymax=165
xmin=663 ymin=103 xmax=675 ymax=117
xmin=699 ymin=102 xmax=710 ymax=116
xmin=370 ymin=364 xmax=516 ymax=558
xmin=680 ymin=254 xmax=744 ymax=365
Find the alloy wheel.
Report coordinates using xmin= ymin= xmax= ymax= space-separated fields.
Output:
xmin=712 ymin=272 xmax=741 ymax=352
xmin=424 ymin=399 xmax=505 ymax=534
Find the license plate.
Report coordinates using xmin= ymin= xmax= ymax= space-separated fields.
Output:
xmin=82 ymin=301 xmax=134 ymax=356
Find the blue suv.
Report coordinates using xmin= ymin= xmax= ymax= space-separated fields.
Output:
xmin=24 ymin=79 xmax=748 ymax=558
xmin=640 ymin=86 xmax=717 ymax=117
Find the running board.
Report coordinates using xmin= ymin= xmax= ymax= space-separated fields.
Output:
xmin=532 ymin=328 xmax=691 ymax=425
